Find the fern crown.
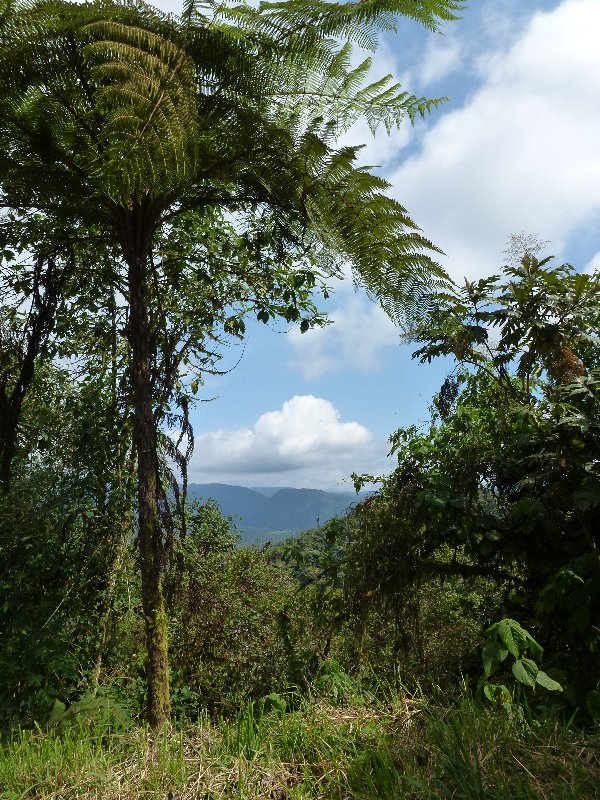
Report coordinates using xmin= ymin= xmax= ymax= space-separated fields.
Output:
xmin=0 ymin=0 xmax=460 ymax=320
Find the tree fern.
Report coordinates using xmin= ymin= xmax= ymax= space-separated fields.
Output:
xmin=0 ymin=0 xmax=453 ymax=315
xmin=0 ymin=0 xmax=459 ymax=725
xmin=242 ymin=0 xmax=464 ymax=49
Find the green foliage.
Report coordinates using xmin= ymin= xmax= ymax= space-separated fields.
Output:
xmin=479 ymin=619 xmax=562 ymax=708
xmin=0 ymin=347 xmax=133 ymax=726
xmin=165 ymin=502 xmax=294 ymax=715
xmin=347 ymin=746 xmax=404 ymax=799
xmin=265 ymin=250 xmax=595 ymax=727
xmin=350 ymin=252 xmax=600 ymax=702
xmin=46 ymin=691 xmax=132 ymax=734
xmin=0 ymin=691 xmax=598 ymax=800
xmin=274 ymin=517 xmax=492 ymax=691
xmin=0 ymin=484 xmax=125 ymax=727
xmin=1 ymin=0 xmax=458 ymax=722
xmin=0 ymin=0 xmax=451 ymax=326
xmin=313 ymin=659 xmax=362 ymax=705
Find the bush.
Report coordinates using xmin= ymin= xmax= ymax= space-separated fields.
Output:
xmin=166 ymin=502 xmax=294 ymax=715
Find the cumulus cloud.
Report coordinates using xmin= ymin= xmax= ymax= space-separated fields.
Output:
xmin=416 ymin=34 xmax=462 ymax=88
xmin=584 ymin=251 xmax=600 ymax=275
xmin=288 ymin=295 xmax=400 ymax=380
xmin=190 ymin=395 xmax=385 ymax=488
xmin=337 ymin=118 xmax=412 ymax=171
xmin=389 ymin=0 xmax=600 ymax=282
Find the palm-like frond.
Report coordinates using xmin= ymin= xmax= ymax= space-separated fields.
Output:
xmin=268 ymin=40 xmax=446 ymax=137
xmin=248 ymin=0 xmax=464 ymax=48
xmin=301 ymin=147 xmax=449 ymax=324
xmin=84 ymin=20 xmax=200 ymax=202
xmin=0 ymin=0 xmax=454 ymax=321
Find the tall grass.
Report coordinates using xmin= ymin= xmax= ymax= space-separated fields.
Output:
xmin=1 ymin=692 xmax=598 ymax=799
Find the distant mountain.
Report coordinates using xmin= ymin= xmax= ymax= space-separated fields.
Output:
xmin=251 ymin=486 xmax=292 ymax=498
xmin=187 ymin=483 xmax=358 ymax=545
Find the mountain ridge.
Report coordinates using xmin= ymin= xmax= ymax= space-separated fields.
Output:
xmin=187 ymin=483 xmax=358 ymax=545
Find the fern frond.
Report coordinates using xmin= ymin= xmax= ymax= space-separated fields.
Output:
xmin=0 ymin=0 xmax=452 ymax=324
xmin=297 ymin=144 xmax=449 ymax=325
xmin=84 ymin=20 xmax=199 ymax=202
xmin=254 ymin=0 xmax=464 ymax=49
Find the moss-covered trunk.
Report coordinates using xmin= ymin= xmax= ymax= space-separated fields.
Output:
xmin=123 ymin=205 xmax=170 ymax=727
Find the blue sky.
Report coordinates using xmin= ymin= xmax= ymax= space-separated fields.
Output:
xmin=157 ymin=0 xmax=600 ymax=489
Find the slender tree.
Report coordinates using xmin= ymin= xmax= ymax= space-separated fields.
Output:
xmin=0 ymin=250 xmax=67 ymax=492
xmin=0 ymin=0 xmax=460 ymax=725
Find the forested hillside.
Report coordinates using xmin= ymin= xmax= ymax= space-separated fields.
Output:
xmin=0 ymin=0 xmax=598 ymax=798
xmin=188 ymin=483 xmax=358 ymax=543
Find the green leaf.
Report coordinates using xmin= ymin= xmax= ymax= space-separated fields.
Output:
xmin=512 ymin=658 xmax=538 ymax=687
xmin=483 ymin=682 xmax=511 ymax=704
xmin=257 ymin=309 xmax=270 ymax=324
xmin=47 ymin=699 xmax=67 ymax=726
xmin=496 ymin=619 xmax=523 ymax=657
xmin=525 ymin=633 xmax=543 ymax=659
xmin=535 ymin=671 xmax=562 ymax=692
xmin=482 ymin=639 xmax=509 ymax=677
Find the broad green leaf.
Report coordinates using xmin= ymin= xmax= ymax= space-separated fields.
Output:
xmin=482 ymin=639 xmax=509 ymax=677
xmin=535 ymin=671 xmax=562 ymax=692
xmin=512 ymin=658 xmax=538 ymax=687
xmin=497 ymin=619 xmax=523 ymax=657
xmin=524 ymin=632 xmax=543 ymax=659
xmin=483 ymin=682 xmax=511 ymax=704
xmin=508 ymin=620 xmax=529 ymax=656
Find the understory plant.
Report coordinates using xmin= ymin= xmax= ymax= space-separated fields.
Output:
xmin=478 ymin=618 xmax=562 ymax=708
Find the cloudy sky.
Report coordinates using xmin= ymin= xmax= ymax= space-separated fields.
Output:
xmin=157 ymin=0 xmax=600 ymax=489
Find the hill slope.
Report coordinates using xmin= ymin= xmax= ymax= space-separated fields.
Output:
xmin=187 ymin=483 xmax=357 ymax=544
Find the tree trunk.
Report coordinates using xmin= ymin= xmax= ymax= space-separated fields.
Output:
xmin=126 ymin=241 xmax=171 ymax=727
xmin=0 ymin=403 xmax=19 ymax=494
xmin=0 ymin=255 xmax=63 ymax=494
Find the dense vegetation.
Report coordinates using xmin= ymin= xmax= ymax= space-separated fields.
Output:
xmin=0 ymin=0 xmax=454 ymax=726
xmin=269 ymin=250 xmax=600 ymax=718
xmin=2 ymin=243 xmax=599 ymax=797
xmin=0 ymin=0 xmax=599 ymax=797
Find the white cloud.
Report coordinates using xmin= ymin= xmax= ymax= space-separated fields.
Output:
xmin=337 ymin=119 xmax=412 ymax=170
xmin=288 ymin=295 xmax=400 ymax=380
xmin=476 ymin=1 xmax=532 ymax=64
xmin=389 ymin=0 xmax=600 ymax=282
xmin=417 ymin=35 xmax=462 ymax=88
xmin=190 ymin=395 xmax=386 ymax=488
xmin=584 ymin=251 xmax=600 ymax=275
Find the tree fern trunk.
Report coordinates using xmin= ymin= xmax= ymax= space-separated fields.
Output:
xmin=126 ymin=242 xmax=170 ymax=727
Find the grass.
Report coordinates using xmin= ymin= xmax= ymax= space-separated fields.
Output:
xmin=1 ymin=692 xmax=599 ymax=799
